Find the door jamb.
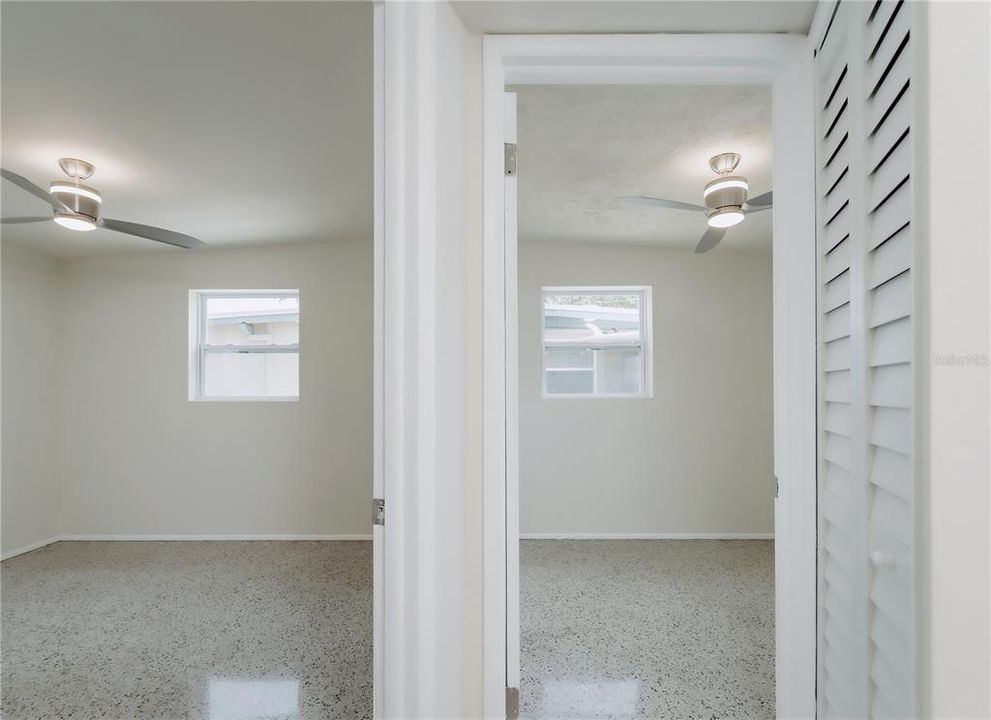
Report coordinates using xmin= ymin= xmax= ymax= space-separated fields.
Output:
xmin=372 ymin=1 xmax=385 ymax=717
xmin=481 ymin=33 xmax=817 ymax=720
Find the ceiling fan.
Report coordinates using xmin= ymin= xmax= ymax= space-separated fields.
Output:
xmin=1 ymin=158 xmax=204 ymax=249
xmin=624 ymin=152 xmax=772 ymax=254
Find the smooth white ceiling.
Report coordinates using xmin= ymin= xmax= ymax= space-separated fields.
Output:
xmin=1 ymin=1 xmax=372 ymax=258
xmin=516 ymin=84 xmax=772 ymax=252
xmin=453 ymin=1 xmax=816 ymax=34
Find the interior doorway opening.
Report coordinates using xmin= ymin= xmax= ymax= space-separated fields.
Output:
xmin=482 ymin=34 xmax=816 ymax=720
xmin=512 ymin=82 xmax=776 ymax=718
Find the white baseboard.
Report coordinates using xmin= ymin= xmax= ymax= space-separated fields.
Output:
xmin=519 ymin=532 xmax=774 ymax=540
xmin=1 ymin=536 xmax=61 ymax=561
xmin=2 ymin=535 xmax=372 ymax=560
xmin=58 ymin=534 xmax=373 ymax=542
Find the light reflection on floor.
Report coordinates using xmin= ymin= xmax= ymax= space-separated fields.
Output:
xmin=539 ymin=680 xmax=640 ymax=719
xmin=209 ymin=679 xmax=300 ymax=720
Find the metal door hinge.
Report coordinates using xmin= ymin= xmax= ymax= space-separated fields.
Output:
xmin=774 ymin=476 xmax=779 ymax=499
xmin=506 ymin=687 xmax=520 ymax=720
xmin=504 ymin=142 xmax=517 ymax=176
xmin=373 ymin=498 xmax=385 ymax=526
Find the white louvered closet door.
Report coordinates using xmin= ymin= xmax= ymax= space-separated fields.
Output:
xmin=814 ymin=1 xmax=917 ymax=718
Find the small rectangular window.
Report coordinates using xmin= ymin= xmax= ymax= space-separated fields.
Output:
xmin=190 ymin=290 xmax=299 ymax=401
xmin=541 ymin=286 xmax=652 ymax=398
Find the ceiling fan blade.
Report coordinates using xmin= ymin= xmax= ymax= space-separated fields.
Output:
xmin=744 ymin=203 xmax=772 ymax=214
xmin=1 ymin=168 xmax=71 ymax=213
xmin=98 ymin=218 xmax=205 ymax=249
xmin=694 ymin=226 xmax=728 ymax=254
xmin=1 ymin=216 xmax=51 ymax=224
xmin=622 ymin=195 xmax=707 ymax=213
xmin=747 ymin=190 xmax=773 ymax=207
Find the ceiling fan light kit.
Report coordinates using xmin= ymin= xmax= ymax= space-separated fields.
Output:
xmin=706 ymin=208 xmax=745 ymax=228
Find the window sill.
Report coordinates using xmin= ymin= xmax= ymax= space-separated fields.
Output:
xmin=540 ymin=393 xmax=653 ymax=400
xmin=191 ymin=396 xmax=300 ymax=403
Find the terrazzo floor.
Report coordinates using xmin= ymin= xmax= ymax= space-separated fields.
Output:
xmin=2 ymin=539 xmax=772 ymax=719
xmin=520 ymin=539 xmax=775 ymax=720
xmin=1 ymin=541 xmax=372 ymax=720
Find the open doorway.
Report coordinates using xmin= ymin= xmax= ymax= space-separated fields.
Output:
xmin=514 ymin=84 xmax=775 ymax=718
xmin=481 ymin=34 xmax=816 ymax=720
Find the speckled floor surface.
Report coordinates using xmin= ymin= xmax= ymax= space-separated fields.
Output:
xmin=3 ymin=539 xmax=770 ymax=719
xmin=520 ymin=540 xmax=775 ymax=720
xmin=1 ymin=541 xmax=372 ymax=720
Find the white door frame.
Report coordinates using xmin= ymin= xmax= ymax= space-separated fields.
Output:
xmin=371 ymin=1 xmax=384 ymax=717
xmin=482 ymin=33 xmax=817 ymax=719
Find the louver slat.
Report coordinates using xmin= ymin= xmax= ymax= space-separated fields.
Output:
xmin=866 ymin=0 xmax=904 ymax=55
xmin=870 ymin=316 xmax=912 ymax=367
xmin=824 ymin=431 xmax=852 ymax=470
xmin=870 ymin=445 xmax=912 ymax=500
xmin=825 ymin=171 xmax=852 ymax=221
xmin=825 ymin=368 xmax=852 ymax=402
xmin=824 ymin=305 xmax=852 ymax=343
xmin=826 ymin=336 xmax=852 ymax=370
xmin=869 ymin=227 xmax=911 ymax=286
xmin=825 ymin=462 xmax=853 ymax=500
xmin=823 ymin=240 xmax=850 ymax=282
xmin=868 ymin=97 xmax=910 ymax=168
xmin=824 ymin=268 xmax=852 ymax=312
xmin=868 ymin=59 xmax=909 ymax=133
xmin=824 ymin=208 xmax=851 ymax=254
xmin=868 ymin=133 xmax=911 ymax=212
xmin=825 ymin=402 xmax=851 ymax=434
xmin=870 ymin=270 xmax=911 ymax=328
xmin=871 ymin=406 xmax=911 ymax=456
xmin=867 ymin=2 xmax=909 ymax=86
xmin=871 ymin=482 xmax=912 ymax=545
xmin=869 ymin=186 xmax=911 ymax=250
xmin=871 ymin=362 xmax=911 ymax=409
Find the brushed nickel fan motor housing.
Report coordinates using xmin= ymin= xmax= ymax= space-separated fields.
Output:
xmin=703 ymin=175 xmax=749 ymax=211
xmin=50 ymin=181 xmax=102 ymax=223
xmin=51 ymin=158 xmax=102 ymax=224
xmin=703 ymin=153 xmax=749 ymax=212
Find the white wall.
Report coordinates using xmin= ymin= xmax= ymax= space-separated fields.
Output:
xmin=518 ymin=240 xmax=773 ymax=536
xmin=381 ymin=2 xmax=483 ymax=716
xmin=1 ymin=242 xmax=63 ymax=556
xmin=433 ymin=3 xmax=484 ymax=716
xmin=56 ymin=241 xmax=372 ymax=538
xmin=923 ymin=1 xmax=991 ymax=716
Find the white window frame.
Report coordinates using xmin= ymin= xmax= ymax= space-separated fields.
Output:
xmin=188 ymin=289 xmax=300 ymax=402
xmin=540 ymin=285 xmax=653 ymax=399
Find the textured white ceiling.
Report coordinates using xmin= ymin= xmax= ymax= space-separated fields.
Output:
xmin=516 ymin=84 xmax=772 ymax=252
xmin=453 ymin=1 xmax=816 ymax=34
xmin=1 ymin=2 xmax=371 ymax=258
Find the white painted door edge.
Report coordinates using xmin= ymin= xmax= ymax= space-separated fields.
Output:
xmin=503 ymin=90 xmax=521 ymax=699
xmin=371 ymin=1 xmax=385 ymax=717
xmin=482 ymin=33 xmax=817 ymax=720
